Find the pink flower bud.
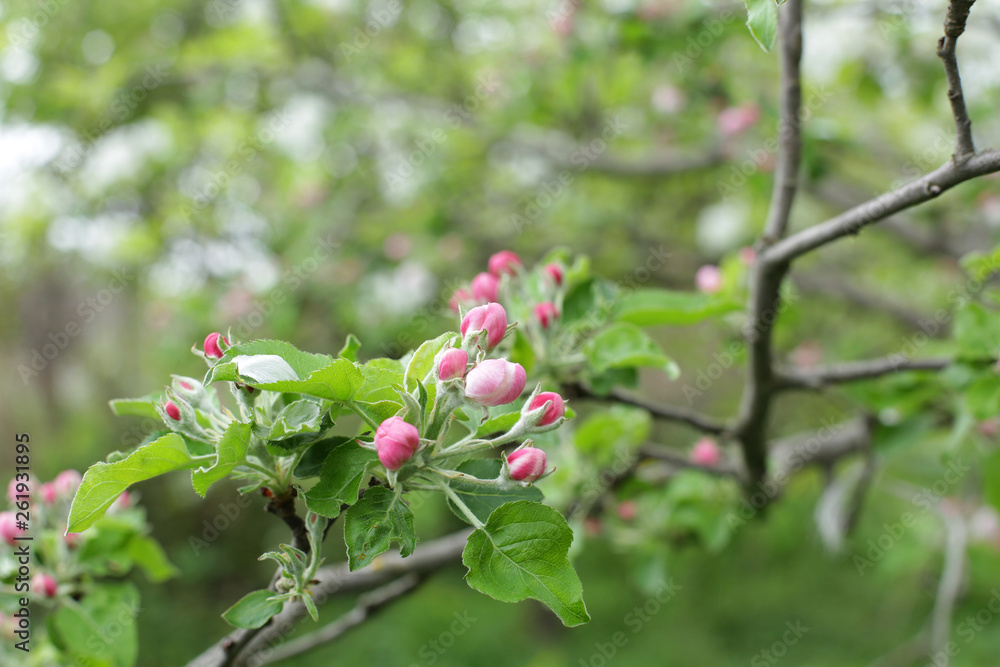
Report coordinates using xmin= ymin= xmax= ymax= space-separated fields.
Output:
xmin=695 ymin=265 xmax=722 ymax=294
xmin=690 ymin=438 xmax=722 ymax=466
xmin=488 ymin=250 xmax=522 ymax=277
xmin=0 ymin=512 xmax=26 ymax=545
xmin=460 ymin=303 xmax=508 ymax=350
xmin=544 ymin=263 xmax=564 ymax=285
xmin=438 ymin=348 xmax=469 ymax=381
xmin=527 ymin=391 xmax=566 ymax=426
xmin=617 ymin=500 xmax=637 ymax=522
xmin=506 ymin=447 xmax=547 ymax=482
xmin=64 ymin=532 xmax=81 ymax=549
xmin=533 ymin=302 xmax=559 ymax=329
xmin=204 ymin=332 xmax=229 ymax=360
xmin=6 ymin=478 xmax=28 ymax=504
xmin=165 ymin=400 xmax=181 ymax=421
xmin=471 ymin=272 xmax=499 ymax=303
xmin=738 ymin=246 xmax=757 ymax=266
xmin=375 ymin=417 xmax=421 ymax=471
xmin=449 ymin=288 xmax=473 ymax=313
xmin=53 ymin=470 xmax=81 ymax=497
xmin=465 ymin=359 xmax=526 ymax=406
xmin=717 ymin=103 xmax=760 ymax=137
xmin=40 ymin=483 xmax=57 ymax=505
xmin=32 ymin=573 xmax=57 ymax=598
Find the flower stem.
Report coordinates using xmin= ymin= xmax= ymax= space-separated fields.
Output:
xmin=435 ymin=479 xmax=485 ymax=529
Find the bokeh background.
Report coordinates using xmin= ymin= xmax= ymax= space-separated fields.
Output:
xmin=3 ymin=0 xmax=1000 ymax=664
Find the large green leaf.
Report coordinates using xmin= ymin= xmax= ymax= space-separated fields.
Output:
xmin=302 ymin=440 xmax=378 ymax=517
xmin=48 ymin=583 xmax=139 ymax=667
xmin=445 ymin=460 xmax=543 ymax=525
xmin=745 ymin=0 xmax=778 ymax=51
xmin=463 ymin=501 xmax=590 ymax=627
xmin=203 ymin=339 xmax=334 ymax=384
xmin=584 ymin=323 xmax=678 ymax=376
xmin=192 ymin=421 xmax=252 ymax=497
xmin=617 ymin=288 xmax=740 ymax=326
xmin=355 ymin=362 xmax=406 ymax=404
xmin=222 ymin=589 xmax=285 ymax=629
xmin=109 ymin=396 xmax=162 ymax=420
xmin=343 ymin=486 xmax=415 ymax=570
xmin=68 ymin=434 xmax=197 ymax=532
xmin=294 ymin=436 xmax=356 ymax=478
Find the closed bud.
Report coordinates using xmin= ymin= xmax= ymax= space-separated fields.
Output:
xmin=33 ymin=573 xmax=57 ymax=598
xmin=526 ymin=391 xmax=566 ymax=426
xmin=53 ymin=470 xmax=82 ymax=498
xmin=471 ymin=272 xmax=499 ymax=302
xmin=465 ymin=359 xmax=526 ymax=406
xmin=488 ymin=250 xmax=522 ymax=277
xmin=64 ymin=532 xmax=81 ymax=549
xmin=438 ymin=348 xmax=469 ymax=381
xmin=165 ymin=400 xmax=182 ymax=421
xmin=460 ymin=303 xmax=508 ymax=350
xmin=544 ymin=263 xmax=564 ymax=285
xmin=0 ymin=512 xmax=26 ymax=545
xmin=690 ymin=437 xmax=722 ymax=466
xmin=506 ymin=447 xmax=547 ymax=482
xmin=40 ymin=483 xmax=57 ymax=505
xmin=449 ymin=287 xmax=473 ymax=313
xmin=533 ymin=302 xmax=559 ymax=329
xmin=204 ymin=332 xmax=229 ymax=360
xmin=695 ymin=265 xmax=722 ymax=294
xmin=6 ymin=478 xmax=28 ymax=504
xmin=375 ymin=417 xmax=421 ymax=471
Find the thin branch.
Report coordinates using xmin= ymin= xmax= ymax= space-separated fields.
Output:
xmin=254 ymin=575 xmax=425 ymax=666
xmin=775 ymin=356 xmax=952 ymax=391
xmin=637 ymin=443 xmax=746 ymax=480
xmin=768 ymin=417 xmax=872 ymax=488
xmin=929 ymin=507 xmax=968 ymax=663
xmin=564 ymin=383 xmax=727 ymax=435
xmin=763 ymin=0 xmax=804 ymax=241
xmin=937 ymin=0 xmax=978 ymax=160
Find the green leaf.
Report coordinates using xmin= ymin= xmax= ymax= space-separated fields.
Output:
xmin=212 ymin=357 xmax=364 ymax=403
xmin=983 ymin=450 xmax=1000 ymax=514
xmin=268 ymin=400 xmax=324 ymax=440
xmin=192 ymin=422 xmax=253 ymax=497
xmin=473 ymin=410 xmax=521 ymax=438
xmin=338 ymin=333 xmax=362 ymax=361
xmin=356 ymin=362 xmax=407 ymax=404
xmin=127 ymin=534 xmax=180 ymax=582
xmin=954 ymin=302 xmax=1000 ymax=360
xmin=109 ymin=396 xmax=161 ymax=420
xmin=463 ymin=501 xmax=590 ymax=627
xmin=745 ymin=0 xmax=778 ymax=51
xmin=445 ymin=460 xmax=543 ymax=525
xmin=584 ymin=323 xmax=677 ymax=376
xmin=204 ymin=339 xmax=334 ymax=385
xmin=343 ymin=486 xmax=415 ymax=570
xmin=353 ymin=399 xmax=403 ymax=426
xmin=232 ymin=354 xmax=298 ymax=383
xmin=617 ymin=288 xmax=740 ymax=326
xmin=294 ymin=436 xmax=355 ymax=478
xmin=69 ymin=434 xmax=197 ymax=532
xmin=222 ymin=589 xmax=285 ymax=629
xmin=963 ymin=373 xmax=1000 ymax=420
xmin=302 ymin=441 xmax=379 ymax=517
xmin=404 ymin=332 xmax=459 ymax=391
xmin=575 ymin=405 xmax=652 ymax=465
xmin=48 ymin=583 xmax=139 ymax=667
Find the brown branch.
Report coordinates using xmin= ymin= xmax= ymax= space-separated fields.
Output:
xmin=763 ymin=0 xmax=804 ymax=241
xmin=937 ymin=0 xmax=978 ymax=160
xmin=774 ymin=356 xmax=953 ymax=391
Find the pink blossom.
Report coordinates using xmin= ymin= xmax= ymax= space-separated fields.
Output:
xmin=717 ymin=103 xmax=760 ymax=137
xmin=691 ymin=438 xmax=722 ymax=466
xmin=695 ymin=265 xmax=723 ymax=294
xmin=471 ymin=272 xmax=500 ymax=302
xmin=438 ymin=348 xmax=469 ymax=381
xmin=488 ymin=250 xmax=522 ymax=277
xmin=507 ymin=447 xmax=547 ymax=482
xmin=204 ymin=332 xmax=229 ymax=360
xmin=465 ymin=359 xmax=527 ymax=406
xmin=460 ymin=303 xmax=508 ymax=350
xmin=527 ymin=391 xmax=566 ymax=426
xmin=375 ymin=417 xmax=421 ymax=471
xmin=533 ymin=302 xmax=559 ymax=329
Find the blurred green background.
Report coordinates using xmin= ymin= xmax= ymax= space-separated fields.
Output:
xmin=2 ymin=0 xmax=1000 ymax=664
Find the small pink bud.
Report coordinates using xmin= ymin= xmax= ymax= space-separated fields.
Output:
xmin=449 ymin=288 xmax=473 ymax=313
xmin=617 ymin=500 xmax=637 ymax=522
xmin=40 ymin=483 xmax=57 ymax=505
xmin=527 ymin=391 xmax=566 ymax=426
xmin=165 ymin=400 xmax=182 ymax=421
xmin=695 ymin=265 xmax=723 ymax=294
xmin=32 ymin=573 xmax=57 ymax=598
xmin=544 ymin=263 xmax=564 ymax=285
xmin=471 ymin=272 xmax=499 ymax=303
xmin=506 ymin=447 xmax=547 ymax=482
xmin=717 ymin=103 xmax=760 ymax=137
xmin=438 ymin=348 xmax=469 ymax=381
xmin=53 ymin=470 xmax=81 ymax=497
xmin=204 ymin=332 xmax=229 ymax=360
xmin=64 ymin=532 xmax=81 ymax=549
xmin=690 ymin=438 xmax=722 ymax=466
xmin=738 ymin=246 xmax=757 ymax=266
xmin=6 ymin=478 xmax=28 ymax=504
xmin=978 ymin=419 xmax=1000 ymax=438
xmin=465 ymin=359 xmax=527 ymax=407
xmin=533 ymin=302 xmax=559 ymax=329
xmin=488 ymin=250 xmax=522 ymax=277
xmin=375 ymin=417 xmax=421 ymax=471
xmin=0 ymin=512 xmax=26 ymax=546
xmin=460 ymin=303 xmax=508 ymax=350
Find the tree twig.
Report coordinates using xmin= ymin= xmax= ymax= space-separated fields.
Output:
xmin=937 ymin=0 xmax=978 ymax=160
xmin=929 ymin=506 xmax=968 ymax=663
xmin=774 ymin=356 xmax=953 ymax=390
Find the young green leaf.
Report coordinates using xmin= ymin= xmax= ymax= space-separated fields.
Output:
xmin=109 ymin=396 xmax=162 ymax=420
xmin=404 ymin=332 xmax=460 ymax=391
xmin=338 ymin=333 xmax=362 ymax=361
xmin=616 ymin=288 xmax=741 ymax=326
xmin=584 ymin=322 xmax=678 ymax=377
xmin=222 ymin=589 xmax=285 ymax=629
xmin=445 ymin=460 xmax=543 ymax=525
xmin=268 ymin=400 xmax=324 ymax=440
xmin=302 ymin=440 xmax=379 ymax=517
xmin=745 ymin=0 xmax=778 ymax=51
xmin=68 ymin=434 xmax=198 ymax=533
xmin=192 ymin=421 xmax=253 ymax=497
xmin=463 ymin=500 xmax=590 ymax=627
xmin=343 ymin=486 xmax=416 ymax=570
xmin=294 ymin=436 xmax=356 ymax=478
